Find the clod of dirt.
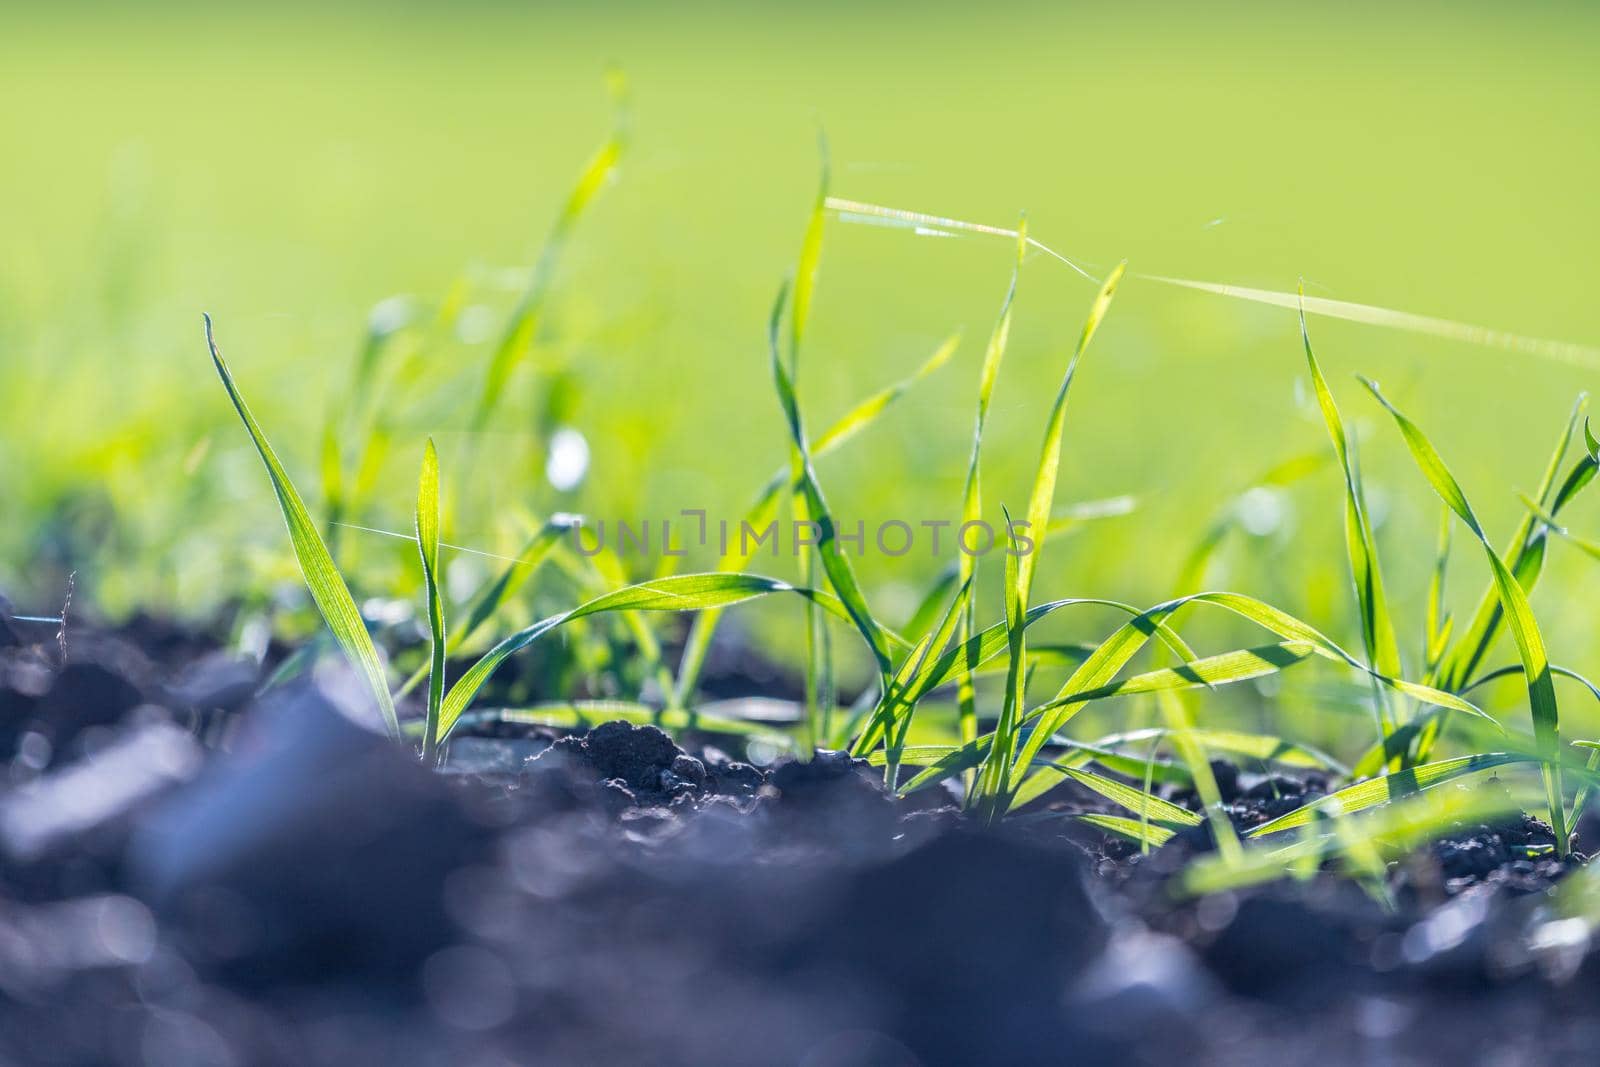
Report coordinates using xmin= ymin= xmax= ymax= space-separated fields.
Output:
xmin=129 ymin=682 xmax=493 ymax=986
xmin=541 ymin=720 xmax=683 ymax=794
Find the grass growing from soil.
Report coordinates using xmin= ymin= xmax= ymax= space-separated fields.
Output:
xmin=205 ymin=113 xmax=1600 ymax=896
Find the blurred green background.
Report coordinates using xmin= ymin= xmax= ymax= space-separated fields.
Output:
xmin=4 ymin=1 xmax=1599 ymax=737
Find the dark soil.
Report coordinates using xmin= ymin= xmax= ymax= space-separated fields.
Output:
xmin=6 ymin=617 xmax=1600 ymax=1065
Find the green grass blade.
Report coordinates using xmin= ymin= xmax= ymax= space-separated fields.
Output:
xmin=1362 ymin=377 xmax=1568 ymax=852
xmin=416 ymin=439 xmax=446 ymax=761
xmin=974 ymin=506 xmax=1030 ymax=816
xmin=471 ymin=72 xmax=628 ymax=433
xmin=1424 ymin=504 xmax=1455 ymax=676
xmin=1055 ymin=641 xmax=1318 ymax=702
xmin=437 ymin=572 xmax=850 ymax=743
xmin=813 ymin=333 xmax=963 ymax=456
xmin=1075 ymin=813 xmax=1176 ymax=848
xmin=1008 ymin=589 xmax=1491 ymax=811
xmin=1435 ymin=393 xmax=1588 ymax=692
xmin=1301 ymin=305 xmax=1404 ymax=741
xmin=902 ymin=562 xmax=962 ymax=642
xmin=670 ymin=332 xmax=961 ymax=711
xmin=205 ymin=316 xmax=399 ymax=737
xmin=767 ymin=283 xmax=895 ymax=680
xmin=1054 ymin=766 xmax=1203 ymax=827
xmin=881 ymin=576 xmax=974 ymax=783
xmin=1247 ymin=753 xmax=1531 ymax=837
xmin=1518 ymin=493 xmax=1600 ymax=561
xmin=955 ymin=219 xmax=1029 ymax=761
xmin=1461 ymin=663 xmax=1600 ymax=829
xmin=395 ymin=515 xmax=576 ymax=699
xmin=851 ymin=597 xmax=1198 ymax=759
xmin=1091 ymin=727 xmax=1348 ymax=775
xmin=1187 ymin=783 xmax=1531 ymax=896
xmin=1015 ymin=262 xmax=1126 ymax=607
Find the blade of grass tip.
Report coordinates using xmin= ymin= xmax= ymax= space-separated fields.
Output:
xmin=415 ymin=440 xmax=447 ymax=763
xmin=324 ymin=299 xmax=413 ymax=548
xmin=1016 ymin=262 xmax=1125 ymax=606
xmin=436 ymin=572 xmax=852 ymax=743
xmin=1436 ymin=393 xmax=1588 ymax=692
xmin=395 ymin=515 xmax=576 ymax=698
xmin=1588 ymin=418 xmax=1599 ymax=463
xmin=204 ymin=316 xmax=399 ymax=737
xmin=956 ymin=218 xmax=1029 ymax=770
xmin=1361 ymin=377 xmax=1568 ymax=853
xmin=979 ymin=260 xmax=1132 ymax=819
xmin=1518 ymin=493 xmax=1600 ymax=561
xmin=1301 ymin=300 xmax=1405 ymax=747
xmin=470 ymin=71 xmax=628 ymax=435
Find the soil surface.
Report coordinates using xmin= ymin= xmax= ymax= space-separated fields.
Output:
xmin=6 ymin=616 xmax=1600 ymax=1066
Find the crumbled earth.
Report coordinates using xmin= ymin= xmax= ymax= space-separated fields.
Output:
xmin=7 ymin=620 xmax=1600 ymax=1065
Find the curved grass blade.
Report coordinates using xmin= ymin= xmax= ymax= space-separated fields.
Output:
xmin=1247 ymin=753 xmax=1530 ymax=837
xmin=1518 ymin=493 xmax=1600 ymax=561
xmin=437 ymin=573 xmax=846 ymax=743
xmin=670 ymin=331 xmax=962 ymax=710
xmin=768 ymin=283 xmax=895 ymax=680
xmin=1015 ymin=262 xmax=1126 ymax=608
xmin=1435 ymin=393 xmax=1589 ymax=693
xmin=205 ymin=316 xmax=398 ymax=737
xmin=1053 ymin=766 xmax=1202 ymax=827
xmin=397 ymin=514 xmax=576 ymax=698
xmin=1099 ymin=727 xmax=1346 ymax=775
xmin=1301 ymin=305 xmax=1404 ymax=743
xmin=1461 ymin=663 xmax=1600 ymax=829
xmin=902 ymin=562 xmax=961 ymax=642
xmin=416 ymin=440 xmax=446 ymax=762
xmin=1363 ymin=377 xmax=1568 ymax=852
xmin=1187 ymin=783 xmax=1531 ymax=896
xmin=1011 ymin=590 xmax=1490 ymax=801
xmin=1076 ymin=813 xmax=1176 ymax=848
xmin=849 ymin=596 xmax=1197 ymax=757
xmin=1055 ymin=641 xmax=1317 ymax=703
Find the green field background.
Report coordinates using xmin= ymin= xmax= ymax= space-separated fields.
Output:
xmin=4 ymin=2 xmax=1598 ymax=735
